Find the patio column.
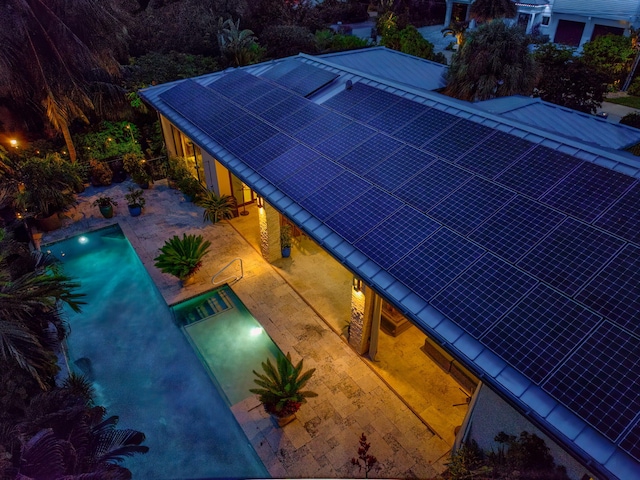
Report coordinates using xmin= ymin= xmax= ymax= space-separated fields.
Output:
xmin=444 ymin=0 xmax=453 ymax=26
xmin=258 ymin=201 xmax=281 ymax=262
xmin=348 ymin=279 xmax=382 ymax=356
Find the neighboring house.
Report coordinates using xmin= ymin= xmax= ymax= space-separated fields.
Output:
xmin=443 ymin=0 xmax=552 ymax=32
xmin=140 ymin=47 xmax=640 ymax=480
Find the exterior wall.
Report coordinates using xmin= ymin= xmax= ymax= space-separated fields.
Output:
xmin=159 ymin=116 xmax=177 ymax=157
xmin=549 ymin=13 xmax=632 ymax=48
xmin=458 ymin=384 xmax=599 ymax=480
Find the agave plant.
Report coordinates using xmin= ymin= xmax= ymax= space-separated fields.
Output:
xmin=250 ymin=352 xmax=317 ymax=419
xmin=153 ymin=233 xmax=212 ymax=282
xmin=195 ymin=189 xmax=236 ymax=224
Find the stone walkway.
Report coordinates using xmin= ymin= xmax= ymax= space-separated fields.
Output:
xmin=40 ymin=179 xmax=451 ymax=479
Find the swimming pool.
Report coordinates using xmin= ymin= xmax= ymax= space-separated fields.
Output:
xmin=48 ymin=225 xmax=269 ymax=479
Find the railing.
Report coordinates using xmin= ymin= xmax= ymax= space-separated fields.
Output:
xmin=211 ymin=258 xmax=243 ymax=286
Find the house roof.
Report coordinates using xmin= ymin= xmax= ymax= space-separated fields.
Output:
xmin=552 ymin=0 xmax=640 ymax=20
xmin=140 ymin=52 xmax=640 ymax=480
xmin=475 ymin=95 xmax=640 ymax=151
xmin=315 ymin=47 xmax=448 ymax=92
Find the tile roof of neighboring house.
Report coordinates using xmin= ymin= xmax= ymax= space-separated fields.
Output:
xmin=475 ymin=95 xmax=640 ymax=151
xmin=140 ymin=50 xmax=640 ymax=480
xmin=552 ymin=0 xmax=640 ymax=19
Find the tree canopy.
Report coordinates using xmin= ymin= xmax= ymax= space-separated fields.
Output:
xmin=444 ymin=20 xmax=537 ymax=101
xmin=469 ymin=0 xmax=517 ymax=23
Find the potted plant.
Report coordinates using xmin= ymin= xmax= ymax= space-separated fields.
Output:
xmin=153 ymin=233 xmax=211 ymax=286
xmin=92 ymin=195 xmax=118 ymax=218
xmin=195 ymin=189 xmax=237 ymax=224
xmin=13 ymin=155 xmax=79 ymax=231
xmin=250 ymin=352 xmax=317 ymax=427
xmin=123 ymin=153 xmax=152 ymax=189
xmin=177 ymin=175 xmax=203 ymax=202
xmin=166 ymin=156 xmax=190 ymax=189
xmin=125 ymin=187 xmax=145 ymax=217
xmin=89 ymin=159 xmax=113 ymax=186
xmin=280 ymin=224 xmax=292 ymax=258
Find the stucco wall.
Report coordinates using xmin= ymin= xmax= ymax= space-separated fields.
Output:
xmin=462 ymin=384 xmax=598 ymax=480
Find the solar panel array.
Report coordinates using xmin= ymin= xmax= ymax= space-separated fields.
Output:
xmin=158 ymin=70 xmax=640 ymax=465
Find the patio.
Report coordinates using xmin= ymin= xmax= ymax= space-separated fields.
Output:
xmin=40 ymin=179 xmax=454 ymax=478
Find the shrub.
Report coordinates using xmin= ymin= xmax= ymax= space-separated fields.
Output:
xmin=627 ymin=77 xmax=640 ymax=96
xmin=621 ymin=112 xmax=640 ymax=129
xmin=89 ymin=159 xmax=113 ymax=186
xmin=195 ymin=189 xmax=236 ymax=224
xmin=153 ymin=233 xmax=212 ymax=281
xmin=262 ymin=25 xmax=318 ymax=58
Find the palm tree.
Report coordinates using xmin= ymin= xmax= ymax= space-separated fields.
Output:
xmin=470 ymin=0 xmax=517 ymax=23
xmin=0 ymin=0 xmax=128 ymax=162
xmin=444 ymin=20 xmax=537 ymax=101
xmin=217 ymin=17 xmax=263 ymax=67
xmin=196 ymin=188 xmax=237 ymax=224
xmin=442 ymin=21 xmax=470 ymax=48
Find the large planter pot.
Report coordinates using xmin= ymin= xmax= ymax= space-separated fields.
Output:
xmin=128 ymin=205 xmax=142 ymax=217
xmin=99 ymin=205 xmax=114 ymax=219
xmin=281 ymin=247 xmax=291 ymax=258
xmin=180 ymin=274 xmax=196 ymax=287
xmin=271 ymin=413 xmax=296 ymax=427
xmin=36 ymin=212 xmax=61 ymax=232
xmin=137 ymin=180 xmax=150 ymax=190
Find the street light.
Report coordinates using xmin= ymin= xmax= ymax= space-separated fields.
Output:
xmin=9 ymin=139 xmax=17 ymax=148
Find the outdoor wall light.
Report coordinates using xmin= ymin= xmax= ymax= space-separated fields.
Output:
xmin=353 ymin=277 xmax=363 ymax=292
xmin=256 ymin=195 xmax=264 ymax=208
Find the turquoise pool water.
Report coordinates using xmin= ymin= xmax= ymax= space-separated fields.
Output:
xmin=49 ymin=225 xmax=269 ymax=479
xmin=172 ymin=289 xmax=281 ymax=405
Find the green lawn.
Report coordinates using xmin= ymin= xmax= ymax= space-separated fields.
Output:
xmin=606 ymin=95 xmax=640 ymax=109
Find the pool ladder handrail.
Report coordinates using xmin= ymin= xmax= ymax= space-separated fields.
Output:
xmin=211 ymin=257 xmax=243 ymax=286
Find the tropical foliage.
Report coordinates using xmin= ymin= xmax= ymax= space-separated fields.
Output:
xmin=154 ymin=233 xmax=212 ymax=281
xmin=469 ymin=0 xmax=517 ymax=23
xmin=196 ymin=189 xmax=236 ymax=224
xmin=217 ymin=17 xmax=264 ymax=67
xmin=445 ymin=20 xmax=537 ymax=101
xmin=533 ymin=44 xmax=609 ymax=114
xmin=581 ymin=34 xmax=636 ymax=87
xmin=125 ymin=187 xmax=146 ymax=209
xmin=446 ymin=432 xmax=570 ymax=480
xmin=0 ymin=0 xmax=128 ymax=162
xmin=380 ymin=18 xmax=447 ymax=63
xmin=250 ymin=351 xmax=317 ymax=418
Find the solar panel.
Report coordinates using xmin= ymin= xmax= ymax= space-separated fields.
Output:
xmin=431 ymin=254 xmax=537 ymax=338
xmin=366 ymin=98 xmax=429 ymax=134
xmin=543 ymin=321 xmax=640 ymax=442
xmin=299 ymin=172 xmax=372 ymax=221
xmin=393 ymin=160 xmax=472 ymax=213
xmin=541 ymin=161 xmax=636 ymax=223
xmin=315 ymin=123 xmax=377 ymax=159
xmin=225 ymin=76 xmax=269 ymax=101
xmin=325 ymin=187 xmax=404 ymax=243
xmin=575 ymin=244 xmax=640 ymax=335
xmin=393 ymin=108 xmax=458 ymax=147
xmin=343 ymin=90 xmax=401 ymax=122
xmin=621 ymin=419 xmax=640 ymax=463
xmin=456 ymin=131 xmax=534 ymax=179
xmin=260 ymin=60 xmax=300 ymax=80
xmin=517 ymin=217 xmax=625 ymax=297
xmin=594 ymin=181 xmax=640 ymax=244
xmin=469 ymin=196 xmax=566 ymax=263
xmin=364 ymin=146 xmax=436 ymax=192
xmin=226 ymin=122 xmax=278 ymax=156
xmin=294 ymin=113 xmax=352 ymax=146
xmin=205 ymin=70 xmax=255 ymax=97
xmin=389 ymin=228 xmax=484 ymax=302
xmin=275 ymin=103 xmax=328 ymax=133
xmin=495 ymin=146 xmax=581 ymax=199
xmin=278 ymin=157 xmax=345 ymax=201
xmin=275 ymin=64 xmax=338 ymax=97
xmin=336 ymin=134 xmax=404 ymax=175
xmin=244 ymin=88 xmax=292 ymax=114
xmin=260 ymin=95 xmax=308 ymax=124
xmin=258 ymin=144 xmax=319 ymax=184
xmin=428 ymin=176 xmax=516 ymax=236
xmin=210 ymin=115 xmax=262 ymax=144
xmin=422 ymin=120 xmax=495 ymax=162
xmin=159 ymin=79 xmax=204 ymax=106
xmin=323 ymin=82 xmax=379 ymax=111
xmin=355 ymin=206 xmax=440 ymax=269
xmin=241 ymin=133 xmax=298 ymax=170
xmin=482 ymin=284 xmax=601 ymax=384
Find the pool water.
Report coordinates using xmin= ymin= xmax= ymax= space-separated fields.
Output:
xmin=172 ymin=289 xmax=282 ymax=405
xmin=49 ymin=225 xmax=269 ymax=479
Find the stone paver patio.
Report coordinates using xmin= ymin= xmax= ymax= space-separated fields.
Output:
xmin=40 ymin=179 xmax=452 ymax=479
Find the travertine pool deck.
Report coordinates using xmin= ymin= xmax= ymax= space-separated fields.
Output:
xmin=40 ymin=180 xmax=451 ymax=479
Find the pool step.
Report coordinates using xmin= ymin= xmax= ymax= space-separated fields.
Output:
xmin=181 ymin=291 xmax=235 ymax=325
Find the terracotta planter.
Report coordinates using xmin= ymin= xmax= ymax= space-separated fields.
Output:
xmin=36 ymin=212 xmax=61 ymax=232
xmin=180 ymin=274 xmax=196 ymax=287
xmin=272 ymin=413 xmax=296 ymax=427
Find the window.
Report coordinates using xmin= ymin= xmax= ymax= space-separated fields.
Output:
xmin=541 ymin=16 xmax=550 ymax=26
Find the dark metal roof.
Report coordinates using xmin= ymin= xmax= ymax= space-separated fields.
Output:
xmin=140 ymin=53 xmax=640 ymax=480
